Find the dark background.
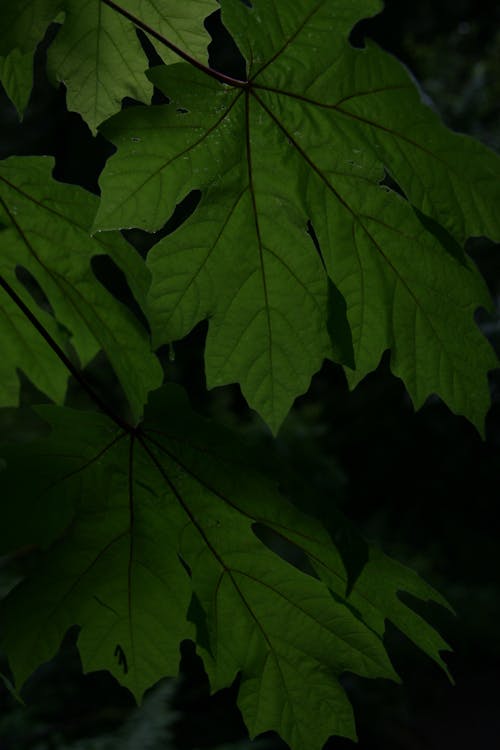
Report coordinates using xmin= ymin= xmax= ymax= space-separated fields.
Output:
xmin=1 ymin=1 xmax=499 ymax=748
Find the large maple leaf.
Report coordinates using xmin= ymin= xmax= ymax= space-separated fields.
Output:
xmin=0 ymin=385 xmax=451 ymax=749
xmin=93 ymin=0 xmax=500 ymax=433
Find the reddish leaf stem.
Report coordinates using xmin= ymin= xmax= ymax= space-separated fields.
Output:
xmin=101 ymin=0 xmax=248 ymax=89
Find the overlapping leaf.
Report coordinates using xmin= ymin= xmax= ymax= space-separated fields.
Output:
xmin=0 ymin=0 xmax=216 ymax=133
xmin=115 ymin=0 xmax=218 ymax=64
xmin=0 ymin=1 xmax=59 ymax=118
xmin=47 ymin=0 xmax=217 ymax=133
xmin=0 ymin=385 xmax=450 ymax=749
xmin=94 ymin=0 xmax=500 ymax=432
xmin=47 ymin=0 xmax=153 ymax=134
xmin=0 ymin=156 xmax=162 ymax=419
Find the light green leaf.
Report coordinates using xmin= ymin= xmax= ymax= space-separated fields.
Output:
xmin=117 ymin=0 xmax=218 ymax=65
xmin=0 ymin=156 xmax=162 ymax=421
xmin=94 ymin=0 xmax=499 ymax=433
xmin=47 ymin=0 xmax=152 ymax=134
xmin=1 ymin=386 xmax=451 ymax=748
xmin=0 ymin=49 xmax=34 ymax=119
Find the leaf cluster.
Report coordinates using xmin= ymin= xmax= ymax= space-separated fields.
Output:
xmin=0 ymin=1 xmax=499 ymax=748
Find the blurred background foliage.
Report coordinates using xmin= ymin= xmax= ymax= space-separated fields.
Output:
xmin=1 ymin=1 xmax=500 ymax=748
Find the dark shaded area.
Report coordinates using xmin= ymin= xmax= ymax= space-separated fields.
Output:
xmin=1 ymin=2 xmax=499 ymax=749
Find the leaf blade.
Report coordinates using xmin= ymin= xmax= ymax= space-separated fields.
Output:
xmin=47 ymin=0 xmax=152 ymax=134
xmin=1 ymin=385 xmax=452 ymax=747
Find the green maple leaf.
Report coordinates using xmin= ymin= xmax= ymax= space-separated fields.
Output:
xmin=94 ymin=0 xmax=500 ymax=433
xmin=0 ymin=0 xmax=216 ymax=133
xmin=0 ymin=156 xmax=162 ymax=420
xmin=0 ymin=385 xmax=451 ymax=749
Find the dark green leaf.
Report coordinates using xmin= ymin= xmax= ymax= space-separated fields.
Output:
xmin=1 ymin=386 xmax=451 ymax=748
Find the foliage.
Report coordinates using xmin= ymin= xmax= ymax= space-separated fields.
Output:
xmin=0 ymin=1 xmax=499 ymax=748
